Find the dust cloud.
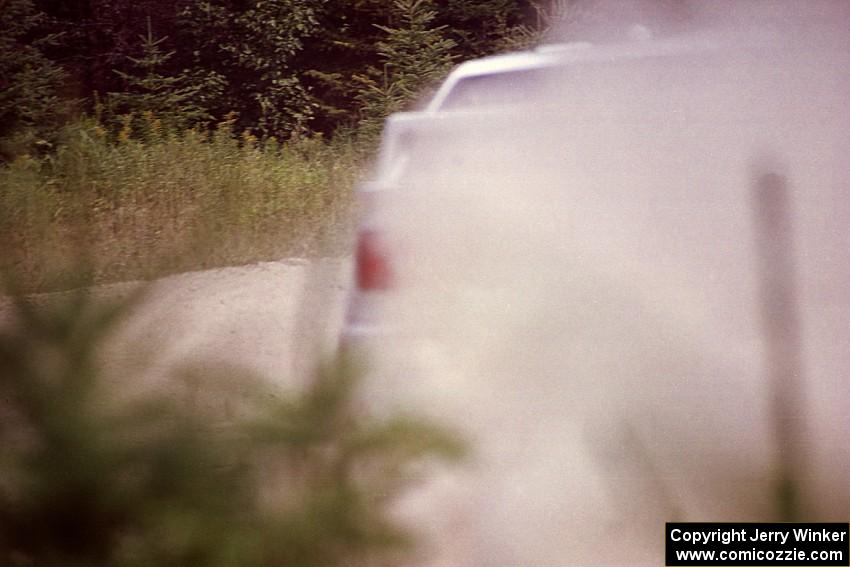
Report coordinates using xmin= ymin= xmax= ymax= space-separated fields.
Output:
xmin=360 ymin=2 xmax=850 ymax=566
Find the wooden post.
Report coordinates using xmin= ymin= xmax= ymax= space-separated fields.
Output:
xmin=752 ymin=169 xmax=805 ymax=521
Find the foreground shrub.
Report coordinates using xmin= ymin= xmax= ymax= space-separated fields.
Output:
xmin=0 ymin=276 xmax=465 ymax=566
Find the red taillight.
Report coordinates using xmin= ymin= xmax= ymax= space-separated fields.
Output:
xmin=355 ymin=229 xmax=393 ymax=290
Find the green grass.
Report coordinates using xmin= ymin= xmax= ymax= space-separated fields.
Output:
xmin=0 ymin=115 xmax=361 ymax=291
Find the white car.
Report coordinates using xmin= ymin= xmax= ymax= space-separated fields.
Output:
xmin=343 ymin=32 xmax=738 ymax=342
xmin=342 ymin=18 xmax=850 ymax=567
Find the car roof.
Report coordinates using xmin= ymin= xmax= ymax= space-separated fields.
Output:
xmin=425 ymin=33 xmax=741 ymax=112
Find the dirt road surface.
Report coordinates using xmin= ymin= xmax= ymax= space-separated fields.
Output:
xmin=1 ymin=258 xmax=351 ymax=406
xmin=111 ymin=258 xmax=350 ymax=396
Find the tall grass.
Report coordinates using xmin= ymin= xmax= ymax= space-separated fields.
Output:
xmin=0 ymin=114 xmax=361 ymax=291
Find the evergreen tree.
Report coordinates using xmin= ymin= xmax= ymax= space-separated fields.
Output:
xmin=33 ymin=0 xmax=193 ymax=112
xmin=435 ymin=0 xmax=535 ymax=56
xmin=296 ymin=0 xmax=392 ymax=134
xmin=354 ymin=0 xmax=456 ymax=139
xmin=107 ymin=17 xmax=212 ymax=132
xmin=301 ymin=0 xmax=541 ymax=135
xmin=0 ymin=0 xmax=70 ymax=159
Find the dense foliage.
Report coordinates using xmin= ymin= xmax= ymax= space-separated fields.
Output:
xmin=0 ymin=0 xmax=73 ymax=159
xmin=0 ymin=0 xmax=551 ymax=154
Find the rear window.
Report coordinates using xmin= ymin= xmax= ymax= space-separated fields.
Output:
xmin=438 ymin=68 xmax=559 ymax=111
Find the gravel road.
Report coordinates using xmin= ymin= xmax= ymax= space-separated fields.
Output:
xmin=107 ymin=258 xmax=351 ymax=395
xmin=1 ymin=258 xmax=352 ymax=404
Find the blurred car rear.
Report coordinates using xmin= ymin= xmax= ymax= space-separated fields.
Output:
xmin=341 ymin=18 xmax=850 ymax=567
